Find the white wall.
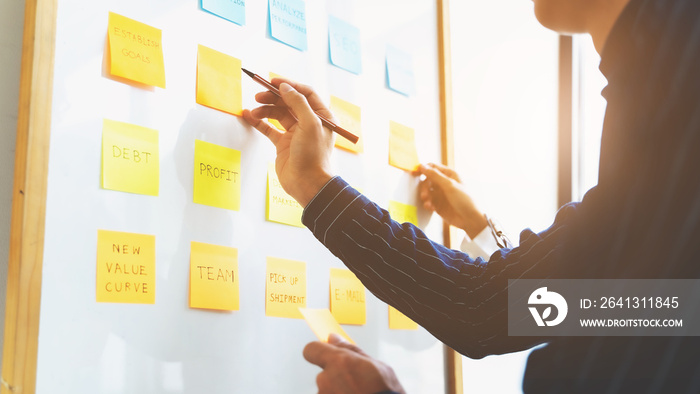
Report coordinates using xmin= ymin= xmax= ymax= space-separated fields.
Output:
xmin=449 ymin=0 xmax=560 ymax=392
xmin=0 ymin=0 xmax=25 ymax=368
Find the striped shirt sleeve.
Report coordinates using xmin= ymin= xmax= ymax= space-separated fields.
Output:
xmin=302 ymin=176 xmax=577 ymax=359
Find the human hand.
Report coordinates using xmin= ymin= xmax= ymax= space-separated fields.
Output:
xmin=242 ymin=78 xmax=335 ymax=207
xmin=418 ymin=162 xmax=487 ymax=239
xmin=303 ymin=333 xmax=405 ymax=394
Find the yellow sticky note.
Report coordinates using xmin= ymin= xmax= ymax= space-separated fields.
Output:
xmin=300 ymin=308 xmax=354 ymax=344
xmin=196 ymin=45 xmax=243 ymax=116
xmin=331 ymin=96 xmax=363 ymax=153
xmin=101 ymin=119 xmax=159 ymax=196
xmin=193 ymin=139 xmax=241 ymax=211
xmin=96 ymin=230 xmax=156 ymax=304
xmin=266 ymin=162 xmax=304 ymax=227
xmin=107 ymin=12 xmax=165 ymax=88
xmin=329 ymin=268 xmax=366 ymax=325
xmin=389 ymin=305 xmax=418 ymax=330
xmin=189 ymin=241 xmax=239 ymax=311
xmin=388 ymin=200 xmax=419 ymax=226
xmin=388 ymin=121 xmax=419 ymax=171
xmin=266 ymin=257 xmax=306 ymax=319
xmin=268 ymin=72 xmax=285 ymax=130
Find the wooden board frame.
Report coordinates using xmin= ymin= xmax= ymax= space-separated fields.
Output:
xmin=1 ymin=0 xmax=56 ymax=392
xmin=437 ymin=0 xmax=463 ymax=393
xmin=1 ymin=0 xmax=461 ymax=393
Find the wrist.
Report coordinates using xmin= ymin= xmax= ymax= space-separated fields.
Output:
xmin=463 ymin=213 xmax=488 ymax=239
xmin=292 ymin=171 xmax=334 ymax=208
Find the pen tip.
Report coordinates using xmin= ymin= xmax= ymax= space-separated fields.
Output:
xmin=241 ymin=68 xmax=254 ymax=78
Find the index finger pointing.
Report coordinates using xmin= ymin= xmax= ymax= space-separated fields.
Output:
xmin=303 ymin=341 xmax=337 ymax=369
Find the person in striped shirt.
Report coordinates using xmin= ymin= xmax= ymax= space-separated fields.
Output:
xmin=243 ymin=0 xmax=700 ymax=392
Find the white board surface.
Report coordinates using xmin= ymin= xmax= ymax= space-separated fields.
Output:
xmin=36 ymin=0 xmax=446 ymax=392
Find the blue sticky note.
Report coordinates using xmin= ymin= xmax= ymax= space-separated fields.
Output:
xmin=202 ymin=0 xmax=246 ymax=26
xmin=386 ymin=45 xmax=415 ymax=96
xmin=328 ymin=16 xmax=361 ymax=75
xmin=268 ymin=0 xmax=307 ymax=51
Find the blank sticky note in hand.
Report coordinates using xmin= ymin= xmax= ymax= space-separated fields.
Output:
xmin=299 ymin=308 xmax=354 ymax=344
xmin=107 ymin=12 xmax=165 ymax=88
xmin=196 ymin=45 xmax=243 ymax=116
xmin=388 ymin=121 xmax=420 ymax=172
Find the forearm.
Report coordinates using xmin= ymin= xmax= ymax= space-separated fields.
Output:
xmin=303 ymin=177 xmax=562 ymax=357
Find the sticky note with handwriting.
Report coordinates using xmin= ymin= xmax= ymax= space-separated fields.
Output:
xmin=96 ymin=230 xmax=156 ymax=304
xmin=266 ymin=257 xmax=306 ymax=319
xmin=329 ymin=268 xmax=366 ymax=325
xmin=268 ymin=0 xmax=307 ymax=51
xmin=189 ymin=241 xmax=239 ymax=311
xmin=388 ymin=200 xmax=418 ymax=227
xmin=328 ymin=16 xmax=361 ymax=75
xmin=300 ymin=308 xmax=354 ymax=344
xmin=196 ymin=45 xmax=243 ymax=116
xmin=266 ymin=162 xmax=304 ymax=227
xmin=107 ymin=12 xmax=165 ymax=88
xmin=202 ymin=0 xmax=246 ymax=26
xmin=331 ymin=96 xmax=363 ymax=154
xmin=101 ymin=119 xmax=159 ymax=196
xmin=389 ymin=305 xmax=418 ymax=330
xmin=193 ymin=139 xmax=241 ymax=211
xmin=386 ymin=45 xmax=414 ymax=96
xmin=388 ymin=121 xmax=420 ymax=172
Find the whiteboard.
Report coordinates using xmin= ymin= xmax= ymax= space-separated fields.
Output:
xmin=33 ymin=0 xmax=447 ymax=392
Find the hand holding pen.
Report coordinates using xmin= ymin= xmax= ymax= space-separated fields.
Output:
xmin=242 ymin=77 xmax=336 ymax=208
xmin=242 ymin=69 xmax=359 ymax=144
